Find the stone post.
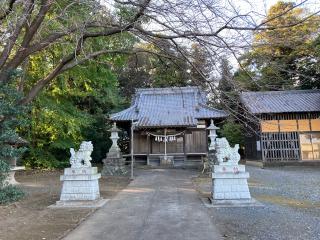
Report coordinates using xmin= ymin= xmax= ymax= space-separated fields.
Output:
xmin=207 ymin=120 xmax=219 ymax=172
xmin=207 ymin=120 xmax=219 ymax=151
xmin=102 ymin=123 xmax=128 ymax=176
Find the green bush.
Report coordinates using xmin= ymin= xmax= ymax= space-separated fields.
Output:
xmin=219 ymin=120 xmax=245 ymax=147
xmin=0 ymin=82 xmax=26 ymax=203
xmin=0 ymin=160 xmax=25 ymax=204
xmin=0 ymin=185 xmax=25 ymax=204
xmin=0 ymin=160 xmax=10 ymax=187
xmin=24 ymin=147 xmax=69 ymax=169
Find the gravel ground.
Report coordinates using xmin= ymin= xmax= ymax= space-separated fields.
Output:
xmin=194 ymin=165 xmax=320 ymax=240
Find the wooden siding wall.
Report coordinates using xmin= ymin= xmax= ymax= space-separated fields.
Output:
xmin=151 ymin=136 xmax=184 ymax=154
xmin=259 ymin=112 xmax=320 ymax=163
xmin=185 ymin=130 xmax=207 ymax=153
xmin=260 ymin=117 xmax=320 ymax=133
xmin=133 ymin=129 xmax=207 ymax=154
xmin=133 ymin=133 xmax=148 ymax=154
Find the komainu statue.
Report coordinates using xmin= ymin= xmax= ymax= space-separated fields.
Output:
xmin=53 ymin=140 xmax=106 ymax=207
xmin=70 ymin=141 xmax=93 ymax=168
xmin=215 ymin=137 xmax=240 ymax=166
xmin=211 ymin=137 xmax=253 ymax=203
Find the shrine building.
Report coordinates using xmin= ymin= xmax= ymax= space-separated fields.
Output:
xmin=241 ymin=89 xmax=320 ymax=166
xmin=110 ymin=87 xmax=228 ymax=167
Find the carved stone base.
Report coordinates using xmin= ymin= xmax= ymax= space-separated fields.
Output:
xmin=102 ymin=157 xmax=128 ymax=176
xmin=212 ymin=164 xmax=251 ymax=200
xmin=50 ymin=198 xmax=108 ymax=209
xmin=206 ymin=198 xmax=262 ymax=208
xmin=59 ymin=167 xmax=101 ymax=201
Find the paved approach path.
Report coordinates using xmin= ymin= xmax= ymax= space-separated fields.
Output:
xmin=63 ymin=169 xmax=221 ymax=240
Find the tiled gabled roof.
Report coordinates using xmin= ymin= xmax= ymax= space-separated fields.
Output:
xmin=240 ymin=89 xmax=320 ymax=114
xmin=111 ymin=87 xmax=228 ymax=127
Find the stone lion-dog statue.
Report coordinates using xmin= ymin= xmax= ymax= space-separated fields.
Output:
xmin=70 ymin=141 xmax=93 ymax=168
xmin=215 ymin=137 xmax=240 ymax=166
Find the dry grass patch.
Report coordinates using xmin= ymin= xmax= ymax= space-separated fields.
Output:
xmin=255 ymin=195 xmax=320 ymax=209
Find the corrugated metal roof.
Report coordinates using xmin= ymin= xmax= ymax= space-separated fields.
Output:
xmin=111 ymin=87 xmax=228 ymax=127
xmin=240 ymin=90 xmax=320 ymax=114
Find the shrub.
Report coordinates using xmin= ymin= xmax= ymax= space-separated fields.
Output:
xmin=0 ymin=82 xmax=26 ymax=204
xmin=0 ymin=185 xmax=25 ymax=204
xmin=0 ymin=160 xmax=10 ymax=187
xmin=219 ymin=120 xmax=245 ymax=147
xmin=0 ymin=160 xmax=25 ymax=204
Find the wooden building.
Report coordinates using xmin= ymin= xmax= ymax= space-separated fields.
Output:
xmin=110 ymin=87 xmax=228 ymax=167
xmin=240 ymin=90 xmax=320 ymax=165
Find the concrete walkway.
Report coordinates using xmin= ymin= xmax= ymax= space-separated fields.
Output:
xmin=63 ymin=169 xmax=221 ymax=240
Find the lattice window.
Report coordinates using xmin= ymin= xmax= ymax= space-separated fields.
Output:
xmin=261 ymin=132 xmax=300 ymax=162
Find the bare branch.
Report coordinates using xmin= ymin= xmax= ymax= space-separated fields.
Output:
xmin=0 ymin=0 xmax=17 ymax=22
xmin=3 ymin=0 xmax=54 ymax=72
xmin=0 ymin=0 xmax=34 ymax=69
xmin=19 ymin=0 xmax=152 ymax=104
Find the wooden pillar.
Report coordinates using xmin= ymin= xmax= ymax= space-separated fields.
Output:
xmin=261 ymin=133 xmax=266 ymax=163
xmin=164 ymin=128 xmax=167 ymax=158
xmin=147 ymin=134 xmax=150 ymax=165
xmin=205 ymin=128 xmax=209 ymax=156
xmin=183 ymin=133 xmax=187 ymax=163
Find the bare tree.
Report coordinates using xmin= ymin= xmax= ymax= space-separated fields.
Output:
xmin=0 ymin=0 xmax=319 ymax=107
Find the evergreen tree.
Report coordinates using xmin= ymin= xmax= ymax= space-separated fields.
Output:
xmin=242 ymin=1 xmax=320 ymax=90
xmin=296 ymin=35 xmax=320 ymax=89
xmin=0 ymin=82 xmax=28 ymax=166
xmin=190 ymin=43 xmax=211 ymax=83
xmin=217 ymin=58 xmax=239 ymax=111
xmin=0 ymin=81 xmax=26 ymax=203
xmin=117 ymin=43 xmax=191 ymax=100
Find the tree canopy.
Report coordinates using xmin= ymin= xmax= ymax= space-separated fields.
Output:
xmin=240 ymin=1 xmax=320 ymax=90
xmin=0 ymin=0 xmax=319 ymax=167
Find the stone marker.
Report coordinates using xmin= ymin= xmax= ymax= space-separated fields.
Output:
xmin=102 ymin=123 xmax=127 ymax=176
xmin=210 ymin=137 xmax=259 ymax=207
xmin=50 ymin=141 xmax=107 ymax=208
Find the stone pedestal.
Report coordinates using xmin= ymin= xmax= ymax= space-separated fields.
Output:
xmin=102 ymin=144 xmax=127 ymax=176
xmin=102 ymin=123 xmax=128 ymax=176
xmin=212 ymin=165 xmax=251 ymax=201
xmin=59 ymin=167 xmax=101 ymax=201
xmin=102 ymin=156 xmax=127 ymax=176
xmin=53 ymin=166 xmax=107 ymax=208
xmin=50 ymin=141 xmax=107 ymax=208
